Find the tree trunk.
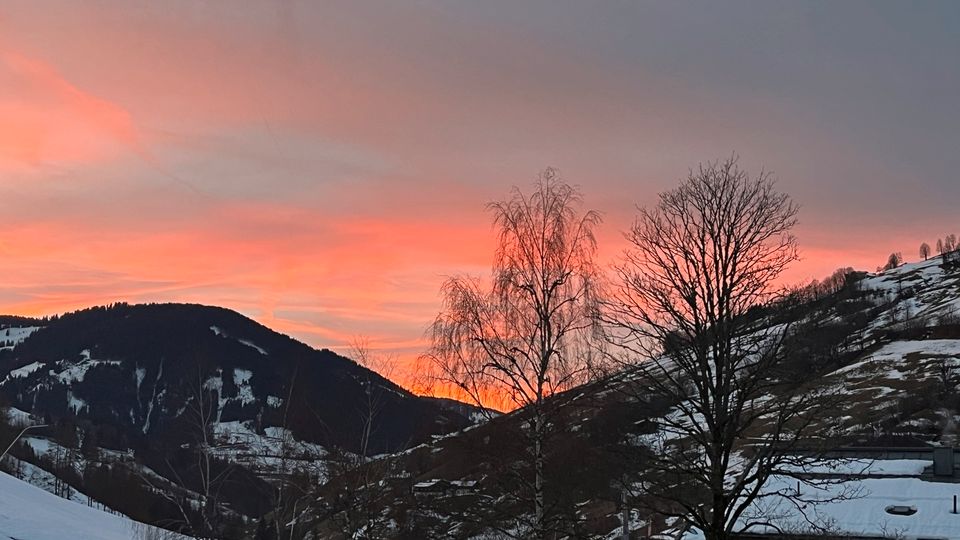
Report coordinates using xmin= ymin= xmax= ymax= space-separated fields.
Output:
xmin=534 ymin=407 xmax=545 ymax=539
xmin=709 ymin=482 xmax=726 ymax=540
xmin=704 ymin=531 xmax=727 ymax=540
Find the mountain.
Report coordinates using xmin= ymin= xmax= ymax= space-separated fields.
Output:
xmin=5 ymin=256 xmax=960 ymax=539
xmin=1 ymin=303 xmax=466 ymax=453
xmin=0 ymin=302 xmax=470 ymax=537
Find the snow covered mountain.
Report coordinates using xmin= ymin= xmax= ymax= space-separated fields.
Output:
xmin=1 ymin=303 xmax=465 ymax=454
xmin=0 ymin=303 xmax=470 ymax=538
xmin=4 ymin=256 xmax=960 ymax=539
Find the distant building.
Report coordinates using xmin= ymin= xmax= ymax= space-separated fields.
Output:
xmin=412 ymin=479 xmax=478 ymax=497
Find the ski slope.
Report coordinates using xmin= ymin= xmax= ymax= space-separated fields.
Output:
xmin=0 ymin=471 xmax=187 ymax=540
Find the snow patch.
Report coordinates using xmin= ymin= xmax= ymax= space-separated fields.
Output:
xmin=3 ymin=407 xmax=33 ymax=427
xmin=233 ymin=368 xmax=253 ymax=386
xmin=0 ymin=470 xmax=187 ymax=540
xmin=210 ymin=325 xmax=267 ymax=355
xmin=203 ymin=374 xmax=223 ymax=393
xmin=66 ymin=391 xmax=88 ymax=414
xmin=135 ymin=366 xmax=146 ymax=390
xmin=0 ymin=326 xmax=40 ymax=350
xmin=238 ymin=338 xmax=268 ymax=355
xmin=7 ymin=361 xmax=44 ymax=380
xmin=53 ymin=358 xmax=122 ymax=385
xmin=233 ymin=369 xmax=255 ymax=405
xmin=142 ymin=360 xmax=163 ymax=435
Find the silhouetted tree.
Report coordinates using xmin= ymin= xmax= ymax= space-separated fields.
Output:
xmin=320 ymin=339 xmax=399 ymax=539
xmin=920 ymin=242 xmax=931 ymax=261
xmin=604 ymin=156 xmax=851 ymax=540
xmin=883 ymin=252 xmax=903 ymax=271
xmin=425 ymin=169 xmax=603 ymax=539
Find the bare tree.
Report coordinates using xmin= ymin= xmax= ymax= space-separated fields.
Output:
xmin=920 ymin=242 xmax=931 ymax=261
xmin=938 ymin=358 xmax=959 ymax=399
xmin=424 ymin=169 xmax=603 ymax=538
xmin=604 ymin=157 xmax=848 ymax=540
xmin=258 ymin=364 xmax=322 ymax=540
xmin=883 ymin=252 xmax=903 ymax=271
xmin=947 ymin=234 xmax=958 ymax=253
xmin=937 ymin=238 xmax=945 ymax=255
xmin=352 ymin=337 xmax=397 ymax=461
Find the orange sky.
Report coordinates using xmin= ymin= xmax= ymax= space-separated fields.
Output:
xmin=1 ymin=1 xmax=959 ymax=392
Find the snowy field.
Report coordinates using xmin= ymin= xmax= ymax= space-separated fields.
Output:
xmin=685 ymin=460 xmax=960 ymax=539
xmin=0 ymin=471 xmax=189 ymax=540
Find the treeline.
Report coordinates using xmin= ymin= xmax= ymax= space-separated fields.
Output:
xmin=880 ymin=233 xmax=960 ymax=272
xmin=788 ymin=266 xmax=861 ymax=304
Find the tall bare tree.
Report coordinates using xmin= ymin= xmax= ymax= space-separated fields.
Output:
xmin=604 ymin=157 xmax=847 ymax=540
xmin=425 ymin=169 xmax=603 ymax=538
xmin=351 ymin=337 xmax=396 ymax=461
xmin=920 ymin=242 xmax=931 ymax=261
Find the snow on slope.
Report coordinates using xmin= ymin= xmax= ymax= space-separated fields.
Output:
xmin=0 ymin=471 xmax=189 ymax=540
xmin=862 ymin=256 xmax=960 ymax=326
xmin=209 ymin=325 xmax=268 ymax=355
xmin=211 ymin=420 xmax=328 ymax=478
xmin=4 ymin=361 xmax=43 ymax=381
xmin=0 ymin=326 xmax=40 ymax=351
xmin=800 ymin=258 xmax=960 ymax=435
xmin=3 ymin=406 xmax=33 ymax=426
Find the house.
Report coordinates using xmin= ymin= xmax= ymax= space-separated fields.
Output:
xmin=412 ymin=479 xmax=478 ymax=497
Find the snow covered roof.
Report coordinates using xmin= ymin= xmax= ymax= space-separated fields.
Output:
xmin=412 ymin=479 xmax=478 ymax=492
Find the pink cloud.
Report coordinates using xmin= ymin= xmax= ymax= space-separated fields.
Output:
xmin=0 ymin=2 xmax=955 ymax=397
xmin=0 ymin=51 xmax=136 ymax=169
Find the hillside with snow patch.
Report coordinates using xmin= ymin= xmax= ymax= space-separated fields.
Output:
xmin=0 ymin=303 xmax=471 ymax=538
xmin=302 ymin=255 xmax=960 ymax=538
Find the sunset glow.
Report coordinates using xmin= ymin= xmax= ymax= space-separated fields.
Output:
xmin=3 ymin=1 xmax=959 ymax=392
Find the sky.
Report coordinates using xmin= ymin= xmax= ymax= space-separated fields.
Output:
xmin=1 ymin=1 xmax=959 ymax=387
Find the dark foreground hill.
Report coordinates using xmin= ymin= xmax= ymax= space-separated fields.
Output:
xmin=305 ymin=256 xmax=960 ymax=538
